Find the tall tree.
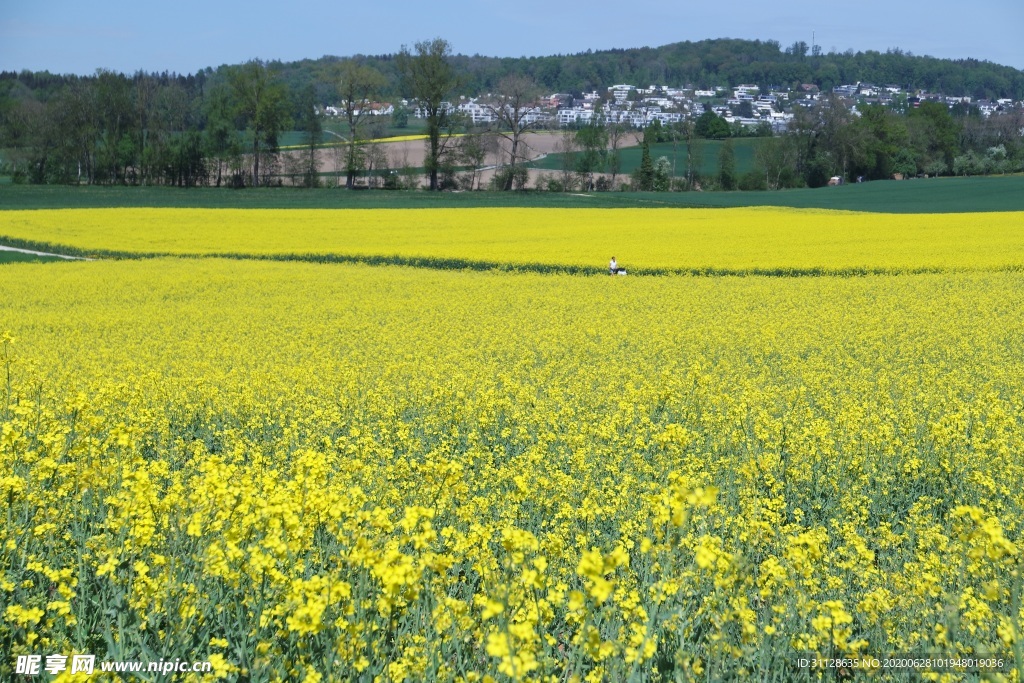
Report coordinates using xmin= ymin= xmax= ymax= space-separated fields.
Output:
xmin=485 ymin=74 xmax=541 ymax=190
xmin=575 ymin=115 xmax=608 ymax=191
xmin=848 ymin=104 xmax=908 ymax=180
xmin=203 ymin=82 xmax=240 ymax=187
xmin=907 ymin=101 xmax=960 ymax=173
xmin=718 ymin=138 xmax=736 ymax=190
xmin=149 ymin=82 xmax=191 ymax=184
xmin=397 ymin=38 xmax=463 ymax=191
xmin=754 ymin=136 xmax=797 ymax=189
xmin=688 ymin=136 xmax=704 ymax=189
xmin=57 ymin=81 xmax=98 ymax=184
xmin=337 ymin=61 xmax=386 ymax=189
xmin=227 ymin=60 xmax=290 ymax=187
xmin=635 ymin=139 xmax=655 ymax=191
xmin=682 ymin=120 xmax=701 ymax=188
xmin=0 ymin=93 xmax=41 ymax=182
xmin=133 ymin=72 xmax=158 ymax=184
xmin=694 ymin=110 xmax=731 ymax=139
xmin=94 ymin=70 xmax=134 ymax=184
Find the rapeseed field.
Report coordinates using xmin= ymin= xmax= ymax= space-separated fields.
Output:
xmin=1 ymin=254 xmax=1021 ymax=681
xmin=3 ymin=207 xmax=1024 ymax=273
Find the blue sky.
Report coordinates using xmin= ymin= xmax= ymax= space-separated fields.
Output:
xmin=2 ymin=0 xmax=1022 ymax=75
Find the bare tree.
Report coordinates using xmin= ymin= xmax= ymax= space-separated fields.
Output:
xmin=485 ymin=131 xmax=503 ymax=170
xmin=455 ymin=133 xmax=487 ymax=190
xmin=363 ymin=139 xmax=388 ymax=188
xmin=390 ymin=145 xmax=418 ymax=189
xmin=484 ymin=74 xmax=541 ymax=190
xmin=337 ymin=61 xmax=386 ymax=189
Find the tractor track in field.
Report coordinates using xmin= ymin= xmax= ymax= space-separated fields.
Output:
xmin=0 ymin=244 xmax=94 ymax=261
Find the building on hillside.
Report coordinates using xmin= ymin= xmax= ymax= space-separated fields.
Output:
xmin=323 ymin=102 xmax=394 ymax=117
xmin=608 ymin=84 xmax=634 ymax=103
xmin=458 ymin=100 xmax=496 ymax=124
xmin=557 ymin=108 xmax=595 ymax=126
xmin=413 ymin=102 xmax=456 ymax=118
xmin=548 ymin=93 xmax=573 ymax=108
xmin=354 ymin=102 xmax=394 ymax=117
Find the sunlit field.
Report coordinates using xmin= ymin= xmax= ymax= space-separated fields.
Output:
xmin=2 ymin=254 xmax=1022 ymax=681
xmin=3 ymin=207 xmax=1024 ymax=274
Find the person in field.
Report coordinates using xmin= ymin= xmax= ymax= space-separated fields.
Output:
xmin=609 ymin=256 xmax=618 ymax=275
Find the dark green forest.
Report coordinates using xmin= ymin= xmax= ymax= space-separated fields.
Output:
xmin=261 ymin=39 xmax=1024 ymax=103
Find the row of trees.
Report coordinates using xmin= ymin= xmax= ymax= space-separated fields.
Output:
xmin=521 ymin=93 xmax=1024 ymax=194
xmin=0 ymin=65 xmax=292 ymax=186
xmin=524 ymin=92 xmax=1024 ymax=194
xmin=0 ymin=40 xmax=500 ymax=190
xmin=783 ymin=96 xmax=1024 ymax=187
xmin=0 ymin=38 xmax=567 ymax=192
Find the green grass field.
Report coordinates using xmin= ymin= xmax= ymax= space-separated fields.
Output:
xmin=0 ymin=250 xmax=64 ymax=264
xmin=2 ymin=175 xmax=1023 ymax=213
xmin=529 ymin=138 xmax=764 ymax=177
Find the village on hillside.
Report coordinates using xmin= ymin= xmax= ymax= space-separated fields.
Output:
xmin=325 ymin=81 xmax=1022 ymax=133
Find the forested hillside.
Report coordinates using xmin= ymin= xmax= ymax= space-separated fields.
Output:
xmin=4 ymin=39 xmax=1023 ymax=107
xmin=276 ymin=39 xmax=1024 ymax=101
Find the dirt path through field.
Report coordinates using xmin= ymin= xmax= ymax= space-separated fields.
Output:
xmin=282 ymin=130 xmax=641 ymax=188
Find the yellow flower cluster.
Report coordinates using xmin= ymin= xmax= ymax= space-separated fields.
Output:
xmin=1 ymin=256 xmax=1022 ymax=681
xmin=4 ymin=207 xmax=1024 ymax=273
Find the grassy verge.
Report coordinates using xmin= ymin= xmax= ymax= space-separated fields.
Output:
xmin=0 ymin=250 xmax=65 ymax=264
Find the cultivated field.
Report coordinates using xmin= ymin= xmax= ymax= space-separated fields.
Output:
xmin=1 ymin=193 xmax=1022 ymax=681
xmin=3 ymin=207 xmax=1024 ymax=275
xmin=527 ymin=137 xmax=763 ymax=178
xmin=3 ymin=175 xmax=1024 ymax=213
xmin=281 ymin=131 xmax=579 ymax=188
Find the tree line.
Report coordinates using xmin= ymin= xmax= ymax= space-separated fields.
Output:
xmin=696 ymin=96 xmax=1024 ymax=191
xmin=0 ymin=65 xmax=293 ymax=186
xmin=270 ymin=39 xmax=1024 ymax=102
xmin=1 ymin=38 xmax=1022 ymax=190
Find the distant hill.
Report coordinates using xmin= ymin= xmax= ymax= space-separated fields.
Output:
xmin=4 ymin=38 xmax=1022 ymax=104
xmin=271 ymin=38 xmax=1024 ymax=102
